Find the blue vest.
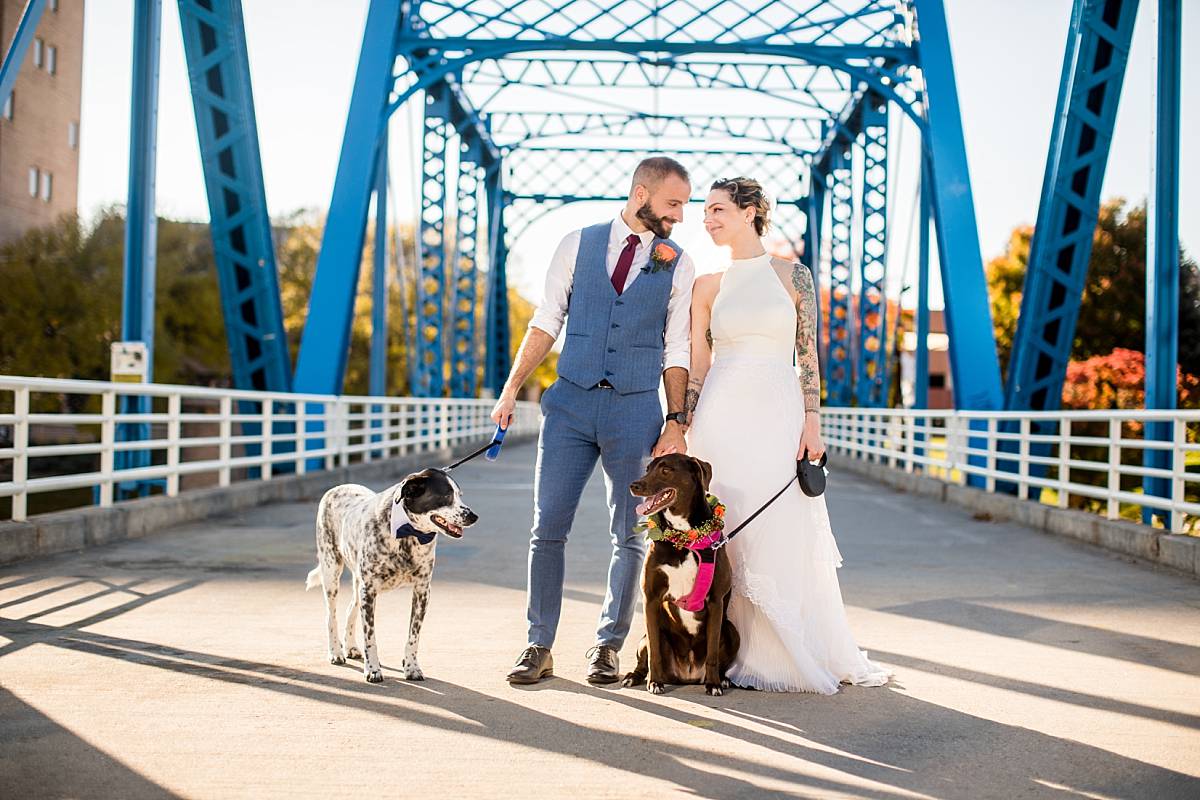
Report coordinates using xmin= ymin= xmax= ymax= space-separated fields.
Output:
xmin=556 ymin=222 xmax=681 ymax=395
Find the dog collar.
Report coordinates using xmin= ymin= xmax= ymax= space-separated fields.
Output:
xmin=391 ymin=498 xmax=436 ymax=545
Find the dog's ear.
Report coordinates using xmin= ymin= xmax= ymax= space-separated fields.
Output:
xmin=693 ymin=458 xmax=713 ymax=491
xmin=401 ymin=476 xmax=426 ymax=499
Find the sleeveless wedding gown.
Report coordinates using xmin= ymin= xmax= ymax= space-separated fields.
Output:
xmin=686 ymin=253 xmax=891 ymax=693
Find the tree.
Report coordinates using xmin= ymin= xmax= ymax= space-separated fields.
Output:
xmin=987 ymin=198 xmax=1200 ymax=393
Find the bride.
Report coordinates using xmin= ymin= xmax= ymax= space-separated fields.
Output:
xmin=684 ymin=177 xmax=891 ymax=693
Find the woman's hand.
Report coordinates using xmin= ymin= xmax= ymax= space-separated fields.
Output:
xmin=797 ymin=412 xmax=825 ymax=462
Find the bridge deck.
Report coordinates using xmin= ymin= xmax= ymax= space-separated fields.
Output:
xmin=2 ymin=443 xmax=1198 ymax=799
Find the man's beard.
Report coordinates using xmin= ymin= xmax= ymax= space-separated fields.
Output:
xmin=636 ymin=201 xmax=674 ymax=238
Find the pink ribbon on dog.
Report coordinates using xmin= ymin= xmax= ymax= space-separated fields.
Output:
xmin=671 ymin=528 xmax=724 ymax=612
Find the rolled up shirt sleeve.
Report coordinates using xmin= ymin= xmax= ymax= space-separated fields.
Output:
xmin=527 ymin=230 xmax=582 ymax=340
xmin=662 ymin=251 xmax=696 ymax=372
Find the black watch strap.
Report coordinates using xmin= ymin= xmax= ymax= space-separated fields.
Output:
xmin=666 ymin=411 xmax=688 ymax=424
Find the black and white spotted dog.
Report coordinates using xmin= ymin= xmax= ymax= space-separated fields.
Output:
xmin=305 ymin=468 xmax=477 ymax=683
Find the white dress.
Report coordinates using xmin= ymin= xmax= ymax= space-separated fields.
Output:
xmin=686 ymin=253 xmax=891 ymax=693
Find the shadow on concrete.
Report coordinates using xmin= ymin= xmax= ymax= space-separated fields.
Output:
xmin=0 ymin=687 xmax=181 ymax=799
xmin=5 ymin=619 xmax=1199 ymax=800
xmin=881 ymin=598 xmax=1200 ymax=675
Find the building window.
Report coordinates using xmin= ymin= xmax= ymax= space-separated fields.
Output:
xmin=40 ymin=172 xmax=53 ymax=203
xmin=3 ymin=93 xmax=12 ymax=121
xmin=68 ymin=120 xmax=79 ymax=150
xmin=47 ymin=46 xmax=57 ymax=76
xmin=33 ymin=38 xmax=44 ymax=69
xmin=929 ymin=373 xmax=946 ymax=389
xmin=29 ymin=167 xmax=39 ymax=198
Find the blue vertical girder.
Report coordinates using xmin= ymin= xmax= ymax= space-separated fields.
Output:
xmin=177 ymin=0 xmax=291 ymax=392
xmin=825 ymin=138 xmax=854 ymax=407
xmin=451 ymin=138 xmax=482 ymax=398
xmin=415 ymin=83 xmax=450 ymax=397
xmin=1144 ymin=0 xmax=1182 ymax=523
xmin=1005 ymin=0 xmax=1139 ymax=413
xmin=855 ymin=91 xmax=890 ymax=407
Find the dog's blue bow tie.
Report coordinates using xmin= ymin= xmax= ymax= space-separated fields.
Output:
xmin=394 ymin=523 xmax=436 ymax=545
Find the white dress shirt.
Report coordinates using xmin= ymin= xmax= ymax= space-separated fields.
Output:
xmin=528 ymin=214 xmax=695 ymax=372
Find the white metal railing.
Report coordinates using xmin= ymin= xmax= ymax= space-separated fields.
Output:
xmin=821 ymin=406 xmax=1200 ymax=534
xmin=0 ymin=376 xmax=540 ymax=522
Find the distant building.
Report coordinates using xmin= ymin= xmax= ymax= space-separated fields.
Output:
xmin=899 ymin=308 xmax=954 ymax=409
xmin=0 ymin=0 xmax=83 ymax=244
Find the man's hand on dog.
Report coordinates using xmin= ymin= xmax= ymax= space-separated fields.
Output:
xmin=652 ymin=421 xmax=687 ymax=457
xmin=491 ymin=392 xmax=517 ymax=429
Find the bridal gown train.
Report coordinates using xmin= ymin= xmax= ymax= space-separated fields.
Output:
xmin=686 ymin=253 xmax=891 ymax=693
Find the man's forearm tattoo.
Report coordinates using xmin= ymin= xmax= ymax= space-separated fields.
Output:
xmin=793 ymin=263 xmax=821 ymax=411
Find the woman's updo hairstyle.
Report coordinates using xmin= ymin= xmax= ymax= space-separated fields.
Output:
xmin=710 ymin=176 xmax=772 ymax=236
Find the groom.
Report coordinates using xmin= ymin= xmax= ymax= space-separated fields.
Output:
xmin=491 ymin=156 xmax=696 ymax=684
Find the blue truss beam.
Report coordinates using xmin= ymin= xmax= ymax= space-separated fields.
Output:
xmin=913 ymin=0 xmax=1002 ymax=412
xmin=294 ymin=0 xmax=402 ymax=396
xmin=450 ymin=136 xmax=482 ymax=397
xmin=483 ymin=161 xmax=511 ymax=397
xmin=178 ymin=0 xmax=291 ymax=392
xmin=825 ymin=137 xmax=854 ymax=406
xmin=414 ymin=82 xmax=451 ymax=397
xmin=856 ymin=91 xmax=890 ymax=407
xmin=370 ymin=124 xmax=389 ymax=398
xmin=1144 ymin=0 xmax=1182 ymax=524
xmin=1005 ymin=0 xmax=1139 ymax=413
xmin=0 ymin=0 xmax=47 ymax=109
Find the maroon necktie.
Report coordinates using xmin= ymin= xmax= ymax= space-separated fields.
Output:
xmin=610 ymin=234 xmax=640 ymax=295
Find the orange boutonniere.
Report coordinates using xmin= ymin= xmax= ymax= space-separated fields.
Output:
xmin=643 ymin=242 xmax=679 ymax=274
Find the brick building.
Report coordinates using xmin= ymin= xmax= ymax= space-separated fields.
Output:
xmin=0 ymin=0 xmax=83 ymax=244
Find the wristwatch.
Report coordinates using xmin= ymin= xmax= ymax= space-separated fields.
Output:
xmin=665 ymin=411 xmax=689 ymax=425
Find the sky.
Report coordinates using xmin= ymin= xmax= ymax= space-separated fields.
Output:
xmin=76 ymin=1 xmax=1198 ymax=309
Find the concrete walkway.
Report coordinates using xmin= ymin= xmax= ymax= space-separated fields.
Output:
xmin=2 ymin=442 xmax=1199 ymax=799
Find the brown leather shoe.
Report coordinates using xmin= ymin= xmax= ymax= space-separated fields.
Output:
xmin=506 ymin=645 xmax=554 ymax=684
xmin=586 ymin=645 xmax=620 ymax=684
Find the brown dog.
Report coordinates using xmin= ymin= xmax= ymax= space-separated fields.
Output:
xmin=623 ymin=454 xmax=739 ymax=696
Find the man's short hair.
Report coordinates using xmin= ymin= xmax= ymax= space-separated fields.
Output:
xmin=630 ymin=156 xmax=691 ymax=195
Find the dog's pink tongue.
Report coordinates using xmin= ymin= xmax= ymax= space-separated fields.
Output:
xmin=636 ymin=499 xmax=652 ymax=516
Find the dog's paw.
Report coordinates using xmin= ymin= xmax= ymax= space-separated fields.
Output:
xmin=329 ymin=652 xmax=345 ymax=666
xmin=647 ymin=681 xmax=666 ymax=695
xmin=403 ymin=664 xmax=424 ymax=681
xmin=720 ymin=677 xmax=732 ymax=689
xmin=706 ymin=684 xmax=724 ymax=697
xmin=365 ymin=668 xmax=384 ymax=683
xmin=345 ymin=646 xmax=362 ymax=660
xmin=621 ymin=673 xmax=644 ymax=688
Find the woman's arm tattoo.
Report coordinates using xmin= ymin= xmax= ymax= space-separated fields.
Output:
xmin=793 ymin=263 xmax=821 ymax=411
xmin=705 ymin=327 xmax=713 ymax=349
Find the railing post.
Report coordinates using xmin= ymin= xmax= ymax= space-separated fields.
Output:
xmin=1057 ymin=417 xmax=1070 ymax=508
xmin=1107 ymin=417 xmax=1121 ymax=520
xmin=166 ymin=393 xmax=180 ymax=496
xmin=99 ymin=390 xmax=116 ymax=507
xmin=261 ymin=398 xmax=273 ymax=480
xmin=1171 ymin=417 xmax=1185 ymax=533
xmin=218 ymin=396 xmax=231 ymax=487
xmin=905 ymin=413 xmax=915 ymax=473
xmin=11 ymin=387 xmax=29 ymax=521
xmin=985 ymin=417 xmax=996 ymax=492
xmin=439 ymin=402 xmax=451 ymax=451
xmin=295 ymin=401 xmax=307 ymax=475
xmin=1018 ymin=417 xmax=1030 ymax=500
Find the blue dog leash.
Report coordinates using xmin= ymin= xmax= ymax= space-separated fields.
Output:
xmin=444 ymin=423 xmax=508 ymax=471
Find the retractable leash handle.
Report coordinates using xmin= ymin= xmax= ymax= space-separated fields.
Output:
xmin=485 ymin=423 xmax=508 ymax=461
